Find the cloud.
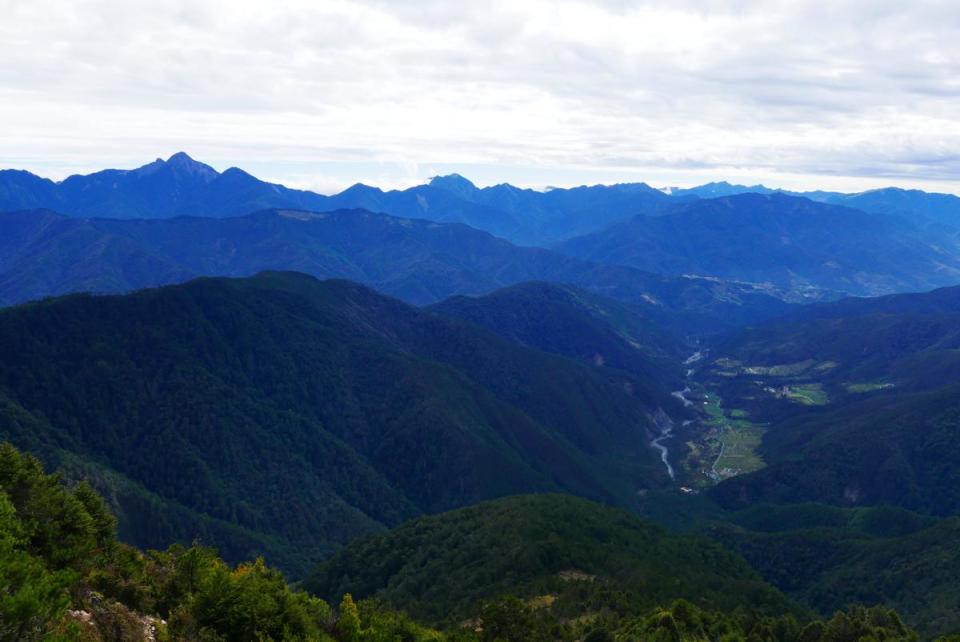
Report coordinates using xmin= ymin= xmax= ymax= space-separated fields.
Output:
xmin=0 ymin=0 xmax=958 ymax=193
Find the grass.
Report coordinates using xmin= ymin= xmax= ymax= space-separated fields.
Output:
xmin=846 ymin=382 xmax=895 ymax=394
xmin=713 ymin=423 xmax=766 ymax=479
xmin=685 ymin=393 xmax=766 ymax=483
xmin=784 ymin=383 xmax=828 ymax=405
xmin=743 ymin=359 xmax=816 ymax=376
xmin=703 ymin=395 xmax=725 ymax=420
xmin=713 ymin=358 xmax=741 ymax=368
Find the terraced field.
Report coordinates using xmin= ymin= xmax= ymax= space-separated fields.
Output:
xmin=713 ymin=419 xmax=765 ymax=478
xmin=679 ymin=388 xmax=767 ymax=486
xmin=675 ymin=354 xmax=847 ymax=487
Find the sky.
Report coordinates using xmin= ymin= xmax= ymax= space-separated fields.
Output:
xmin=1 ymin=0 xmax=958 ymax=195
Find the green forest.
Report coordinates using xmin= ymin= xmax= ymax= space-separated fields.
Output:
xmin=0 ymin=442 xmax=940 ymax=642
xmin=2 ymin=275 xmax=960 ymax=641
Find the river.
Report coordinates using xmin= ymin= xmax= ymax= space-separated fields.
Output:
xmin=650 ymin=411 xmax=675 ymax=480
xmin=651 ymin=350 xmax=704 ymax=481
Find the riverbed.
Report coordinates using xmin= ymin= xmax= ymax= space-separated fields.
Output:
xmin=651 ymin=351 xmax=704 ymax=480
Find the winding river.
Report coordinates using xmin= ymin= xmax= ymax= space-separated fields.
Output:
xmin=650 ymin=412 xmax=675 ymax=480
xmin=651 ymin=350 xmax=704 ymax=480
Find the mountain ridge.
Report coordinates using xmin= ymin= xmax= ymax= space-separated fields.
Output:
xmin=7 ymin=153 xmax=956 ymax=248
xmin=0 ymin=206 xmax=795 ymax=333
xmin=556 ymin=192 xmax=960 ymax=297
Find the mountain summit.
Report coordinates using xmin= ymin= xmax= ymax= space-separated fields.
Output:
xmin=126 ymin=152 xmax=219 ymax=183
xmin=428 ymin=173 xmax=479 ymax=199
xmin=0 ymin=153 xmax=328 ymax=218
xmin=162 ymin=151 xmax=219 ymax=181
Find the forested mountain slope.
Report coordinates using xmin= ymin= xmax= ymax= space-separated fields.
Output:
xmin=698 ymin=285 xmax=960 ymax=516
xmin=708 ymin=504 xmax=960 ymax=638
xmin=0 ymin=272 xmax=679 ymax=575
xmin=710 ymin=383 xmax=960 ymax=515
xmin=304 ymin=494 xmax=799 ymax=623
xmin=2 ymin=441 xmax=928 ymax=642
xmin=430 ymin=282 xmax=687 ymax=401
xmin=712 ymin=284 xmax=960 ymax=394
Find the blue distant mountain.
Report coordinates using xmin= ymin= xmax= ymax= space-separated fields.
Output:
xmin=812 ymin=187 xmax=960 ymax=228
xmin=0 ymin=206 xmax=793 ymax=331
xmin=0 ymin=152 xmax=329 ymax=219
xmin=0 ymin=153 xmax=672 ymax=244
xmin=665 ymin=181 xmax=779 ymax=199
xmin=4 ymin=153 xmax=959 ymax=246
xmin=267 ymin=172 xmax=677 ymax=245
xmin=666 ymin=181 xmax=960 ymax=228
xmin=557 ymin=192 xmax=960 ymax=297
xmin=4 ymin=153 xmax=960 ymax=298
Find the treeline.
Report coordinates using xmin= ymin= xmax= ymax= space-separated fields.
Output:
xmin=0 ymin=442 xmax=951 ymax=642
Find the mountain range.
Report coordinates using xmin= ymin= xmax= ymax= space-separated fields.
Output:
xmin=668 ymin=180 xmax=960 ymax=228
xmin=0 ymin=153 xmax=674 ymax=244
xmin=557 ymin=192 xmax=960 ymax=297
xmin=4 ymin=153 xmax=960 ymax=305
xmin=0 ymin=207 xmax=793 ymax=332
xmin=4 ymin=152 xmax=959 ymax=248
xmin=0 ymin=153 xmax=329 ymax=219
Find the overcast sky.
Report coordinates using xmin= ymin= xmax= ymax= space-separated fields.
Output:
xmin=1 ymin=0 xmax=958 ymax=194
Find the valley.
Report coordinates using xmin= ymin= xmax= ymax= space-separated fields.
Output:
xmin=652 ymin=350 xmax=771 ymax=491
xmin=661 ymin=346 xmax=885 ymax=492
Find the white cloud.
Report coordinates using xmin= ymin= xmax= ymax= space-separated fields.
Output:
xmin=0 ymin=0 xmax=958 ymax=194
